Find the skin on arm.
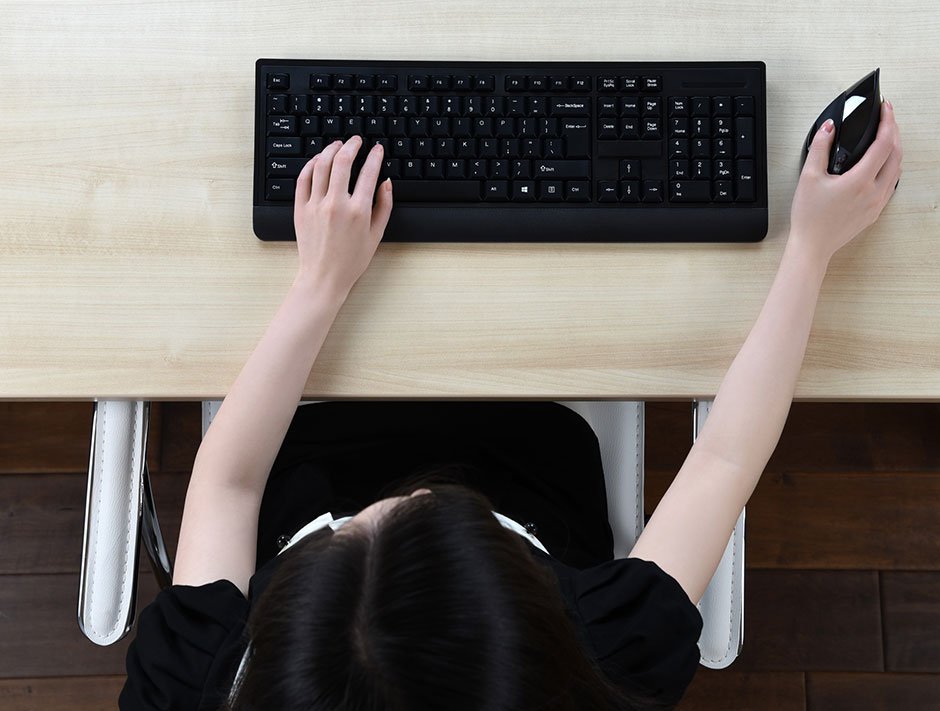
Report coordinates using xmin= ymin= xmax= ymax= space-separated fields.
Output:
xmin=173 ymin=136 xmax=394 ymax=595
xmin=629 ymin=102 xmax=903 ymax=605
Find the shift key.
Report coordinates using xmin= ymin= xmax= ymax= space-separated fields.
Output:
xmin=532 ymin=160 xmax=590 ymax=180
xmin=561 ymin=121 xmax=590 ymax=157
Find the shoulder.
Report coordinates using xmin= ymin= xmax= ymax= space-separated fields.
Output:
xmin=539 ymin=551 xmax=704 ymax=706
xmin=120 ymin=579 xmax=250 ymax=710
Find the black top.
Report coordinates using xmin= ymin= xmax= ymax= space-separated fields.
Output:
xmin=120 ymin=402 xmax=702 ymax=710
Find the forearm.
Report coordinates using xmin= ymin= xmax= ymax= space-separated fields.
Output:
xmin=693 ymin=234 xmax=829 ymax=502
xmin=192 ymin=274 xmax=344 ymax=494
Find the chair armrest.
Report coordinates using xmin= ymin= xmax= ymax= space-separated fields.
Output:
xmin=694 ymin=399 xmax=745 ymax=668
xmin=78 ymin=400 xmax=149 ymax=646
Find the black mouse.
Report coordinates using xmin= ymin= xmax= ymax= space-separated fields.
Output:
xmin=800 ymin=68 xmax=885 ymax=176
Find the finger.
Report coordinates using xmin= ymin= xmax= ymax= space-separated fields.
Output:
xmin=847 ymin=100 xmax=895 ymax=179
xmin=294 ymin=154 xmax=318 ymax=207
xmin=370 ymin=177 xmax=394 ymax=239
xmin=351 ymin=141 xmax=385 ymax=205
xmin=875 ymin=140 xmax=902 ymax=195
xmin=311 ymin=140 xmax=344 ymax=200
xmin=327 ymin=135 xmax=363 ymax=197
xmin=806 ymin=118 xmax=836 ymax=175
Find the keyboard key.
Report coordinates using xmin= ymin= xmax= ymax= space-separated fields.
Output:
xmin=355 ymin=74 xmax=375 ymax=90
xmin=333 ymin=74 xmax=353 ymax=90
xmin=668 ymin=97 xmax=689 ymax=116
xmin=619 ymin=159 xmax=641 ymax=179
xmin=377 ymin=74 xmax=397 ymax=91
xmin=570 ymin=76 xmax=591 ymax=91
xmin=642 ymin=180 xmax=663 ymax=202
xmin=619 ymin=180 xmax=640 ymax=202
xmin=431 ymin=75 xmax=452 ymax=90
xmin=266 ymin=157 xmax=305 ymax=177
xmin=394 ymin=180 xmax=481 ymax=201
xmin=484 ymin=180 xmax=509 ymax=201
xmin=267 ymin=94 xmax=287 ymax=114
xmin=300 ymin=117 xmax=320 ymax=136
xmin=474 ymin=75 xmax=495 ymax=91
xmin=714 ymin=180 xmax=733 ymax=202
xmin=598 ymin=76 xmax=618 ymax=92
xmin=532 ymin=160 xmax=590 ymax=180
xmin=561 ymin=121 xmax=590 ymax=157
xmin=408 ymin=75 xmax=429 ymax=90
xmin=597 ymin=181 xmax=619 ymax=202
xmin=506 ymin=75 xmax=527 ymax=91
xmin=566 ymin=181 xmax=590 ymax=201
xmin=268 ymin=116 xmax=296 ymax=134
xmin=735 ymin=96 xmax=755 ymax=116
xmin=735 ymin=117 xmax=755 ymax=157
xmin=691 ymin=97 xmax=710 ymax=116
xmin=265 ymin=179 xmax=294 ymax=200
xmin=712 ymin=96 xmax=732 ymax=116
xmin=735 ymin=160 xmax=755 ymax=201
xmin=670 ymin=180 xmax=711 ymax=202
xmin=309 ymin=73 xmax=331 ymax=89
xmin=512 ymin=181 xmax=536 ymax=201
xmin=540 ymin=181 xmax=564 ymax=201
xmin=267 ymin=73 xmax=289 ymax=90
xmin=642 ymin=76 xmax=661 ymax=92
xmin=551 ymin=98 xmax=590 ymax=116
xmin=267 ymin=137 xmax=301 ymax=156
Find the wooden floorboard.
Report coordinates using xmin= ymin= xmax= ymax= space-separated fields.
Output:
xmin=731 ymin=570 xmax=883 ymax=672
xmin=805 ymin=672 xmax=940 ymax=711
xmin=1 ymin=400 xmax=938 ymax=709
xmin=677 ymin=670 xmax=805 ymax=711
xmin=0 ymin=573 xmax=161 ymax=678
xmin=645 ymin=470 xmax=940 ymax=570
xmin=881 ymin=572 xmax=940 ymax=673
xmin=0 ymin=472 xmax=187 ymax=575
xmin=0 ymin=676 xmax=126 ymax=710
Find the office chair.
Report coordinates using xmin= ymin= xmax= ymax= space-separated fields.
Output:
xmin=78 ymin=399 xmax=744 ymax=669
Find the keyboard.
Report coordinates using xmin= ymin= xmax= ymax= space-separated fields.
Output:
xmin=254 ymin=59 xmax=767 ymax=243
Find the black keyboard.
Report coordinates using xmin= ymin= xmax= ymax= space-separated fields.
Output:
xmin=254 ymin=59 xmax=767 ymax=243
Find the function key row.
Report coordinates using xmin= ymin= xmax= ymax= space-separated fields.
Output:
xmin=266 ymin=72 xmax=640 ymax=93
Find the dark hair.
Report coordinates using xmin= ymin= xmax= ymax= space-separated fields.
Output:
xmin=226 ymin=481 xmax=652 ymax=710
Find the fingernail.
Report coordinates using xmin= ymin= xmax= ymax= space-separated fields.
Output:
xmin=822 ymin=119 xmax=834 ymax=133
xmin=887 ymin=100 xmax=893 ymax=110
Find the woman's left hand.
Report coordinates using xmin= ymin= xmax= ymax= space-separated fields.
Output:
xmin=293 ymin=136 xmax=393 ymax=300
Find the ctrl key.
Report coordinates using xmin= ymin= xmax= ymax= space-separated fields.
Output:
xmin=266 ymin=179 xmax=295 ymax=201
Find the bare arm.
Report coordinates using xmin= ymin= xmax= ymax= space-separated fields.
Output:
xmin=173 ymin=136 xmax=393 ymax=595
xmin=630 ymin=101 xmax=903 ymax=604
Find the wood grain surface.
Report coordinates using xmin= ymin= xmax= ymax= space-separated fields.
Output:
xmin=0 ymin=1 xmax=937 ymax=399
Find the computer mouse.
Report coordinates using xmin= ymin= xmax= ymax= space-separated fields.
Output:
xmin=800 ymin=68 xmax=885 ymax=176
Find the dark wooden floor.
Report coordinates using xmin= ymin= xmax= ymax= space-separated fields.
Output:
xmin=1 ymin=402 xmax=939 ymax=710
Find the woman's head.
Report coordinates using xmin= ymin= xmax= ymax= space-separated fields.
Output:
xmin=227 ymin=481 xmax=637 ymax=711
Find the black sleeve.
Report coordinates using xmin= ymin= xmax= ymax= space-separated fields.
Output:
xmin=120 ymin=580 xmax=250 ymax=711
xmin=572 ymin=557 xmax=704 ymax=706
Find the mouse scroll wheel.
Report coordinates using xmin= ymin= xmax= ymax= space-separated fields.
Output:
xmin=833 ymin=152 xmax=846 ymax=173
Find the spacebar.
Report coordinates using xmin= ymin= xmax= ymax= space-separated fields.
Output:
xmin=392 ymin=180 xmax=481 ymax=202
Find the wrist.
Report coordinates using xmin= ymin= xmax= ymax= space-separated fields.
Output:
xmin=291 ymin=271 xmax=347 ymax=313
xmin=784 ymin=231 xmax=831 ymax=278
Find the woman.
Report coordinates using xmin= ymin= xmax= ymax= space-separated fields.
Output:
xmin=121 ymin=102 xmax=902 ymax=710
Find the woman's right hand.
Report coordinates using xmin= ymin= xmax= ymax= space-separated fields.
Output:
xmin=788 ymin=100 xmax=902 ymax=264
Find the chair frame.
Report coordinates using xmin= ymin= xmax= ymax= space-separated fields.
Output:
xmin=79 ymin=399 xmax=744 ymax=667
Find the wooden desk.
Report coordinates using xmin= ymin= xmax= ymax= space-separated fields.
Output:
xmin=1 ymin=1 xmax=937 ymax=400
